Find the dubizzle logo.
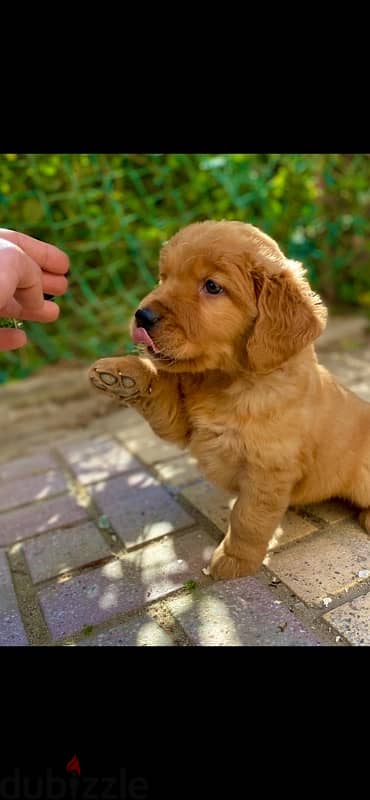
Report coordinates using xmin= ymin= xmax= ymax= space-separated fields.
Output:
xmin=0 ymin=755 xmax=148 ymax=799
xmin=66 ymin=755 xmax=81 ymax=778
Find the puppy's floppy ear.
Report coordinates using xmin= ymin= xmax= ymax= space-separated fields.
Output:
xmin=246 ymin=260 xmax=327 ymax=373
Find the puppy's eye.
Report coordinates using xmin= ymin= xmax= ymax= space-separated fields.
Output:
xmin=204 ymin=279 xmax=223 ymax=295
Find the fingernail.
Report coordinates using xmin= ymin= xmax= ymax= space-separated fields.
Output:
xmin=43 ymin=293 xmax=55 ymax=300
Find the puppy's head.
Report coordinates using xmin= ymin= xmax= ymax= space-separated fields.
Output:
xmin=131 ymin=220 xmax=327 ymax=374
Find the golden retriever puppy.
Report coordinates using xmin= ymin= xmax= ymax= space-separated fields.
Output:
xmin=89 ymin=220 xmax=370 ymax=579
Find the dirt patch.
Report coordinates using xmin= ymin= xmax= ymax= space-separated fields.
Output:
xmin=0 ymin=362 xmax=123 ymax=463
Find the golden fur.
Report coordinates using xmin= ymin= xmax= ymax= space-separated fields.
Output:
xmin=89 ymin=220 xmax=370 ymax=579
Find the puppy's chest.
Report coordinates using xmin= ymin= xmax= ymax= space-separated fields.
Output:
xmin=185 ymin=393 xmax=246 ymax=464
xmin=186 ymin=391 xmax=235 ymax=432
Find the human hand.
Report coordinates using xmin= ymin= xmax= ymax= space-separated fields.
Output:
xmin=0 ymin=229 xmax=69 ymax=350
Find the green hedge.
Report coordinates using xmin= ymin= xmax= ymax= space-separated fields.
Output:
xmin=1 ymin=153 xmax=370 ymax=383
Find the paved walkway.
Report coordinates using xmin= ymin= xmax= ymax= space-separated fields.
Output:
xmin=1 ymin=315 xmax=370 ymax=646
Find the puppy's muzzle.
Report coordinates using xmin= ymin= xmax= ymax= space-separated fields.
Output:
xmin=135 ymin=307 xmax=161 ymax=331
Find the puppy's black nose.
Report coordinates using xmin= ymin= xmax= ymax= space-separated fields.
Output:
xmin=135 ymin=307 xmax=160 ymax=330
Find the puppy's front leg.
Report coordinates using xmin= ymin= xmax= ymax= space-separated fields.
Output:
xmin=89 ymin=355 xmax=190 ymax=447
xmin=210 ymin=472 xmax=292 ymax=579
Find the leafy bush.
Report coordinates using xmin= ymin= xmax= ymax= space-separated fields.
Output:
xmin=1 ymin=153 xmax=369 ymax=383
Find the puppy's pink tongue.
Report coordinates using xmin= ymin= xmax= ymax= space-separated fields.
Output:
xmin=132 ymin=327 xmax=160 ymax=353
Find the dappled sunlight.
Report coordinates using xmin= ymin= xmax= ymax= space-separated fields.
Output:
xmin=263 ymin=553 xmax=272 ymax=568
xmin=9 ymin=542 xmax=22 ymax=556
xmin=92 ymin=471 xmax=154 ymax=495
xmin=134 ymin=537 xmax=176 ymax=571
xmin=99 ymin=586 xmax=119 ymax=610
xmin=128 ymin=534 xmax=215 ymax=596
xmin=0 ymin=468 xmax=68 ymax=512
xmin=173 ymin=591 xmax=242 ymax=646
xmin=154 ymin=454 xmax=201 ymax=487
xmin=91 ymin=563 xmax=125 ymax=611
xmin=91 ymin=473 xmax=194 ymax=548
xmin=198 ymin=594 xmax=242 ymax=646
xmin=59 ymin=436 xmax=139 ymax=485
xmin=56 ymin=573 xmax=72 ymax=584
xmin=35 ymin=484 xmax=57 ymax=501
xmin=20 ymin=519 xmax=112 ymax=585
xmin=202 ymin=543 xmax=215 ymax=563
xmin=73 ymin=493 xmax=92 ymax=509
xmin=265 ymin=509 xmax=318 ymax=557
xmin=55 ymin=561 xmax=73 ymax=575
xmin=174 ymin=594 xmax=194 ymax=615
xmin=143 ymin=520 xmax=176 ymax=539
xmin=136 ymin=622 xmax=161 ymax=646
xmin=102 ymin=560 xmax=124 ymax=580
xmin=45 ymin=514 xmax=61 ymax=527
xmin=126 ymin=472 xmax=155 ymax=489
xmin=130 ymin=537 xmax=190 ymax=592
xmin=267 ymin=525 xmax=284 ymax=552
xmin=36 ymin=523 xmax=217 ymax=641
xmin=124 ymin=432 xmax=156 ymax=452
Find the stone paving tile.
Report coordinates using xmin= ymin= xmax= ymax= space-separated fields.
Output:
xmin=0 ymin=494 xmax=88 ymax=547
xmin=316 ymin=316 xmax=369 ymax=351
xmin=23 ymin=522 xmax=112 ymax=583
xmin=106 ymin=407 xmax=145 ymax=433
xmin=181 ymin=481 xmax=235 ymax=533
xmin=168 ymin=578 xmax=320 ymax=646
xmin=267 ymin=511 xmax=319 ymax=551
xmin=153 ymin=455 xmax=203 ymax=489
xmin=0 ymin=470 xmax=68 ymax=513
xmin=39 ymin=529 xmax=215 ymax=640
xmin=266 ymin=519 xmax=370 ymax=606
xmin=0 ymin=452 xmax=57 ymax=482
xmin=57 ymin=435 xmax=141 ymax=484
xmin=0 ymin=551 xmax=28 ymax=645
xmin=77 ymin=615 xmax=174 ymax=646
xmin=346 ymin=381 xmax=370 ymax=403
xmin=317 ymin=358 xmax=370 ymax=402
xmin=304 ymin=499 xmax=356 ymax=524
xmin=115 ymin=423 xmax=182 ymax=464
xmin=91 ymin=471 xmax=194 ymax=549
xmin=324 ymin=592 xmax=370 ymax=645
xmin=318 ymin=352 xmax=370 ymax=385
xmin=181 ymin=481 xmax=318 ymax=549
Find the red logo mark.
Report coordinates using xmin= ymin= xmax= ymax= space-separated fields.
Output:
xmin=66 ymin=754 xmax=81 ymax=776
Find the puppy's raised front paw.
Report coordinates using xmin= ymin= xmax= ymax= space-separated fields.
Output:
xmin=88 ymin=356 xmax=153 ymax=401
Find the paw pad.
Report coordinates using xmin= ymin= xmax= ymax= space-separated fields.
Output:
xmin=119 ymin=375 xmax=136 ymax=388
xmin=99 ymin=372 xmax=118 ymax=386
